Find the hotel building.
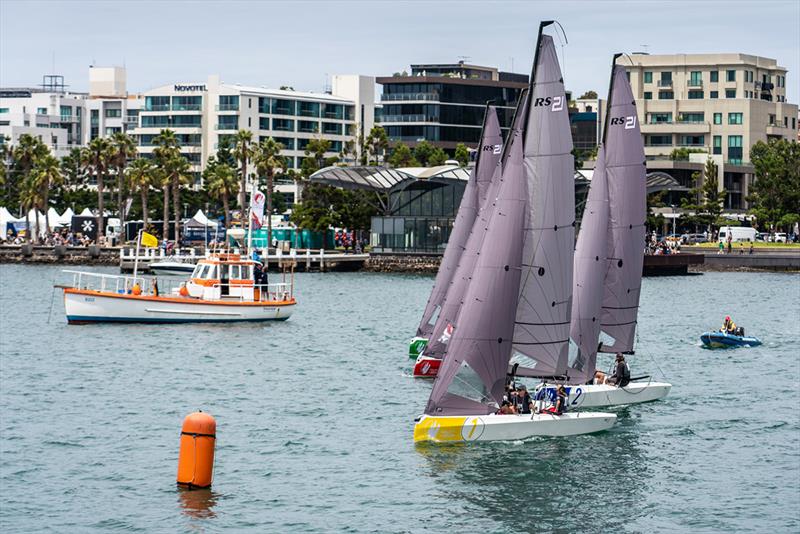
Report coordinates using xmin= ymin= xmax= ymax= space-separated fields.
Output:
xmin=133 ymin=74 xmax=374 ymax=203
xmin=617 ymin=52 xmax=797 ymax=211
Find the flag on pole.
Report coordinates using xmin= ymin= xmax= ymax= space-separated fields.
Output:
xmin=141 ymin=231 xmax=158 ymax=248
xmin=250 ymin=190 xmax=266 ymax=230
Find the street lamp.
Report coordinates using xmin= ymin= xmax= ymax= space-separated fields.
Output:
xmin=671 ymin=204 xmax=677 ymax=238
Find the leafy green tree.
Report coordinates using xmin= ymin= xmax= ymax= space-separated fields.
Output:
xmin=127 ymin=158 xmax=156 ymax=230
xmin=428 ymin=147 xmax=448 ymax=167
xmin=681 ymin=158 xmax=725 ymax=234
xmin=413 ymin=140 xmax=435 ymax=166
xmin=203 ymin=156 xmax=239 ymax=229
xmin=110 ymin=132 xmax=137 ymax=231
xmin=578 ymin=90 xmax=598 ymax=99
xmin=81 ymin=137 xmax=113 ymax=239
xmin=365 ymin=126 xmax=388 ymax=165
xmin=453 ymin=143 xmax=470 ymax=167
xmin=291 ymin=183 xmax=342 ymax=232
xmin=748 ymin=139 xmax=800 ymax=232
xmin=215 ymin=135 xmax=237 ymax=168
xmin=233 ymin=129 xmax=254 ymax=211
xmin=388 ymin=143 xmax=418 ymax=167
xmin=253 ymin=137 xmax=286 ymax=246
xmin=669 ymin=147 xmax=706 ymax=161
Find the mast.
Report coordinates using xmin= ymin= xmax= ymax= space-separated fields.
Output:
xmin=415 ymin=105 xmax=502 ymax=338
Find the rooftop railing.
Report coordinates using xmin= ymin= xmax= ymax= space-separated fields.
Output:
xmin=380 ymin=93 xmax=440 ymax=102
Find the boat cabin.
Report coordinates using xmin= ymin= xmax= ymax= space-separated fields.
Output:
xmin=187 ymin=253 xmax=258 ymax=300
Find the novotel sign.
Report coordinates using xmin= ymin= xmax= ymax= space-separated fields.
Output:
xmin=174 ymin=84 xmax=207 ymax=92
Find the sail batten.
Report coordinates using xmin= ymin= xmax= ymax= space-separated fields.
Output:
xmin=415 ymin=107 xmax=503 ymax=338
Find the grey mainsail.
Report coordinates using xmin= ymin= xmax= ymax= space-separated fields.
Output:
xmin=599 ymin=64 xmax=647 ymax=354
xmin=425 ymin=22 xmax=572 ymax=415
xmin=567 ymin=146 xmax=609 ymax=383
xmin=510 ymin=33 xmax=575 ymax=377
xmin=425 ymin=128 xmax=527 ymax=415
xmin=416 ymin=106 xmax=503 ymax=337
xmin=423 ymin=97 xmax=527 ymax=359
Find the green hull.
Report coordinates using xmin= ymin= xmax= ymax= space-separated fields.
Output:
xmin=409 ymin=337 xmax=428 ymax=359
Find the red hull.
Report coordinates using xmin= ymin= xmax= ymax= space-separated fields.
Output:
xmin=413 ymin=357 xmax=441 ymax=378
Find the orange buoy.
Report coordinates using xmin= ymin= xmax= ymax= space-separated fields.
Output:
xmin=177 ymin=411 xmax=216 ymax=488
xmin=131 ymin=284 xmax=142 ymax=295
xmin=179 ymin=284 xmax=189 ymax=297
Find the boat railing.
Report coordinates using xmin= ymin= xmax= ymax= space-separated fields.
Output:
xmin=208 ymin=282 xmax=293 ymax=303
xmin=64 ymin=270 xmax=150 ymax=294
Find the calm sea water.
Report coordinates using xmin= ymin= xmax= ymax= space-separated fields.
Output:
xmin=1 ymin=265 xmax=798 ymax=533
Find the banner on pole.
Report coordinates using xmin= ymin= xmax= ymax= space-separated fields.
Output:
xmin=250 ymin=190 xmax=265 ymax=230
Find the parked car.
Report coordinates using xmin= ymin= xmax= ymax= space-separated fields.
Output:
xmin=681 ymin=233 xmax=707 ymax=244
xmin=773 ymin=232 xmax=788 ymax=243
xmin=755 ymin=232 xmax=768 ymax=242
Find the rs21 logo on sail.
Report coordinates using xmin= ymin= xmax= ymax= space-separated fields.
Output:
xmin=482 ymin=144 xmax=502 ymax=155
xmin=533 ymin=96 xmax=564 ymax=112
xmin=610 ymin=116 xmax=637 ymax=129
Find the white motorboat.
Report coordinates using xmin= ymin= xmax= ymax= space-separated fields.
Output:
xmin=149 ymin=259 xmax=197 ymax=277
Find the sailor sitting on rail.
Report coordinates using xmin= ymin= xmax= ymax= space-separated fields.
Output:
xmin=607 ymin=353 xmax=631 ymax=387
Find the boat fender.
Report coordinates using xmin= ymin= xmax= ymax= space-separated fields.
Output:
xmin=179 ymin=284 xmax=189 ymax=297
xmin=177 ymin=411 xmax=216 ymax=489
xmin=131 ymin=284 xmax=142 ymax=296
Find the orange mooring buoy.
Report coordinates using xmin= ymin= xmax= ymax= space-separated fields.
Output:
xmin=177 ymin=411 xmax=216 ymax=488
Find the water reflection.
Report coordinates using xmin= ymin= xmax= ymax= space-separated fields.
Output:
xmin=416 ymin=410 xmax=649 ymax=532
xmin=177 ymin=487 xmax=219 ymax=520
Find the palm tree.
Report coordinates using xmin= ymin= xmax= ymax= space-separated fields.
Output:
xmin=127 ymin=158 xmax=155 ymax=230
xmin=203 ymin=156 xmax=239 ymax=230
xmin=19 ymin=174 xmax=43 ymax=243
xmin=253 ymin=137 xmax=286 ymax=247
xmin=33 ymin=153 xmax=63 ymax=234
xmin=12 ymin=134 xmax=48 ymax=220
xmin=164 ymin=154 xmax=191 ymax=244
xmin=152 ymin=129 xmax=180 ymax=239
xmin=233 ymin=129 xmax=253 ymax=212
xmin=81 ymin=137 xmax=113 ymax=240
xmin=110 ymin=132 xmax=137 ymax=236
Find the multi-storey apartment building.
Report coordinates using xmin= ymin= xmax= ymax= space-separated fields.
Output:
xmin=133 ymin=74 xmax=374 ymax=203
xmin=377 ymin=62 xmax=527 ymax=150
xmin=619 ymin=52 xmax=797 ymax=211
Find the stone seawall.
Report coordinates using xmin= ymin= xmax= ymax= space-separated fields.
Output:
xmin=364 ymin=254 xmax=441 ymax=274
xmin=0 ymin=245 xmax=118 ymax=265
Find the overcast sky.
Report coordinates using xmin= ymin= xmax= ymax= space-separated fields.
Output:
xmin=1 ymin=0 xmax=798 ymax=103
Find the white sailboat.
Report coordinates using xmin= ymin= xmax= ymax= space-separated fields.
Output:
xmin=414 ymin=22 xmax=616 ymax=443
xmin=533 ymin=57 xmax=671 ymax=408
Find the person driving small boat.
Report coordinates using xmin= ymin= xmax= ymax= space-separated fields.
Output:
xmin=722 ymin=315 xmax=737 ymax=334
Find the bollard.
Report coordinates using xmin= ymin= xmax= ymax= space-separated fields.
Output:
xmin=176 ymin=411 xmax=216 ymax=489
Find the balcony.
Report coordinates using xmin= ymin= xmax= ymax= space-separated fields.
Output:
xmin=145 ymin=104 xmax=170 ymax=112
xmin=215 ymin=123 xmax=239 ymax=131
xmin=380 ymin=114 xmax=439 ymax=123
xmin=215 ymin=104 xmax=240 ymax=112
xmin=172 ymin=104 xmax=202 ymax=111
xmin=657 ymin=79 xmax=673 ymax=88
xmin=688 ymin=80 xmax=703 ymax=87
xmin=380 ymin=92 xmax=440 ymax=102
xmin=642 ymin=122 xmax=709 ymax=134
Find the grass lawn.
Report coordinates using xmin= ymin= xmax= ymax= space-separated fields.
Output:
xmin=686 ymin=242 xmax=800 ymax=249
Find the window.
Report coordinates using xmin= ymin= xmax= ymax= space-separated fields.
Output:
xmin=172 ymin=114 xmax=202 ymax=127
xmin=658 ymin=91 xmax=674 ymax=100
xmin=37 ymin=107 xmax=47 ymax=115
xmin=643 ymin=91 xmax=653 ymax=100
xmin=297 ymin=120 xmax=318 ymax=133
xmin=297 ymin=138 xmax=310 ymax=151
xmin=688 ymin=90 xmax=704 ymax=99
xmin=647 ymin=135 xmax=672 ymax=146
xmin=680 ymin=135 xmax=704 ymax=146
xmin=644 ymin=71 xmax=652 ymax=83
xmin=728 ymin=135 xmax=743 ymax=164
xmin=104 ymin=108 xmax=121 ymax=118
xmin=322 ymin=103 xmax=344 ymax=120
xmin=145 ymin=96 xmax=170 ymax=111
xmin=218 ymin=95 xmax=239 ymax=111
xmin=793 ymin=118 xmax=796 ymax=130
xmin=272 ymin=99 xmax=295 ymax=116
xmin=104 ymin=127 xmax=121 ymax=135
xmin=713 ymin=113 xmax=722 ymax=125
xmin=60 ymin=105 xmax=72 ymax=119
xmin=649 ymin=112 xmax=672 ymax=124
xmin=272 ymin=118 xmax=294 ymax=131
xmin=216 ymin=115 xmax=239 ymax=130
xmin=172 ymin=96 xmax=202 ymax=111
xmin=725 ymin=89 xmax=736 ymax=98
xmin=297 ymin=101 xmax=320 ymax=118
xmin=689 ymin=71 xmax=702 ymax=86
xmin=679 ymin=112 xmax=704 ymax=123
xmin=322 ymin=122 xmax=342 ymax=135
xmin=728 ymin=112 xmax=743 ymax=125
xmin=0 ymin=108 xmax=9 ymax=113
xmin=726 ymin=70 xmax=736 ymax=82
xmin=141 ymin=115 xmax=170 ymax=127
xmin=713 ymin=135 xmax=722 ymax=155
xmin=271 ymin=136 xmax=294 ymax=150
xmin=768 ymin=113 xmax=776 ymax=125
xmin=710 ymin=91 xmax=718 ymax=99
xmin=258 ymin=97 xmax=271 ymax=114
xmin=710 ymin=71 xmax=719 ymax=83
xmin=784 ymin=116 xmax=789 ymax=127
xmin=660 ymin=71 xmax=672 ymax=82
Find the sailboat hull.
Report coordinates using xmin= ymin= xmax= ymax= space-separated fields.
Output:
xmin=409 ymin=337 xmax=428 ymax=359
xmin=412 ymin=355 xmax=440 ymax=377
xmin=413 ymin=412 xmax=617 ymax=443
xmin=535 ymin=381 xmax=671 ymax=408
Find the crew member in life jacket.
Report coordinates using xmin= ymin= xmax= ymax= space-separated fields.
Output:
xmin=721 ymin=315 xmax=737 ymax=334
xmin=608 ymin=353 xmax=630 ymax=387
